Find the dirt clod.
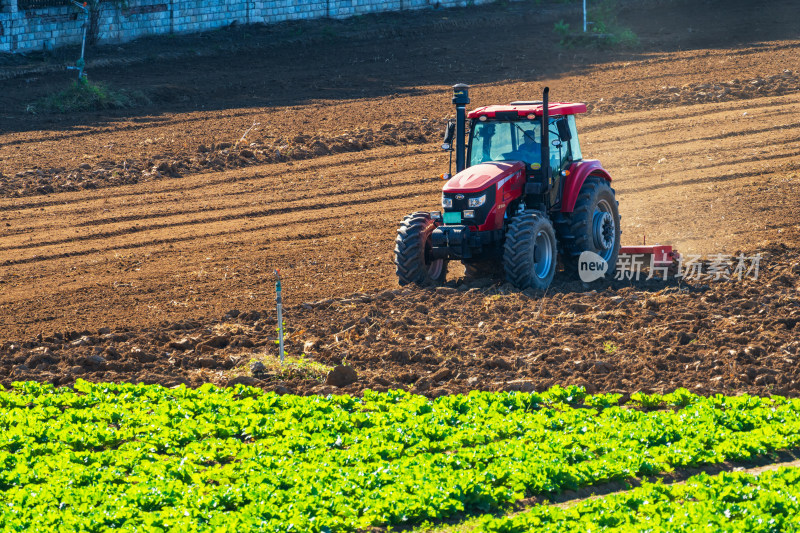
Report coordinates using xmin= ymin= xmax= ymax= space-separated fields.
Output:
xmin=325 ymin=365 xmax=358 ymax=388
xmin=226 ymin=375 xmax=264 ymax=387
xmin=431 ymin=367 xmax=452 ymax=382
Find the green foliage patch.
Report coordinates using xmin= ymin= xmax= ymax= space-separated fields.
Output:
xmin=27 ymin=79 xmax=150 ymax=114
xmin=481 ymin=466 xmax=800 ymax=532
xmin=554 ymin=0 xmax=639 ymax=48
xmin=1 ymin=382 xmax=799 ymax=531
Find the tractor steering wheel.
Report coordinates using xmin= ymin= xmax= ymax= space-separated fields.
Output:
xmin=500 ymin=150 xmax=526 ymax=161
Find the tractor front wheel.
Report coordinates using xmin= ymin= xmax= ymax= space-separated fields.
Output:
xmin=394 ymin=212 xmax=448 ymax=286
xmin=503 ymin=210 xmax=557 ymax=290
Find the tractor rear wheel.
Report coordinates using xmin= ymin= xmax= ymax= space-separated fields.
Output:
xmin=557 ymin=176 xmax=621 ymax=279
xmin=394 ymin=212 xmax=448 ymax=286
xmin=503 ymin=210 xmax=557 ymax=290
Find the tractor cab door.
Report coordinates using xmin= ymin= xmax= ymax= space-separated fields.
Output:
xmin=548 ymin=116 xmax=581 ymax=207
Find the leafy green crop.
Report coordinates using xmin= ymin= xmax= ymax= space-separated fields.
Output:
xmin=0 ymin=382 xmax=799 ymax=531
xmin=481 ymin=466 xmax=800 ymax=532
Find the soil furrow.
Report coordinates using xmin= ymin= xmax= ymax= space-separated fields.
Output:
xmin=0 ymin=182 xmax=433 ymax=253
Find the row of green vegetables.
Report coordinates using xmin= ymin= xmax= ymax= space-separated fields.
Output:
xmin=0 ymin=381 xmax=799 ymax=531
xmin=481 ymin=466 xmax=800 ymax=532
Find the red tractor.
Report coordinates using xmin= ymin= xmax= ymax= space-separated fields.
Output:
xmin=394 ymin=84 xmax=622 ymax=289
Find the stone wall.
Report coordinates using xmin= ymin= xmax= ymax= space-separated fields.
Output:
xmin=0 ymin=0 xmax=494 ymax=53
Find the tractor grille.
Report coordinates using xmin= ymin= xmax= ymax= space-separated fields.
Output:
xmin=442 ymin=188 xmax=496 ymax=226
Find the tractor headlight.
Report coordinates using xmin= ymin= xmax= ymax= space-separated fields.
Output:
xmin=463 ymin=210 xmax=475 ymax=218
xmin=468 ymin=194 xmax=486 ymax=208
xmin=442 ymin=197 xmax=453 ymax=208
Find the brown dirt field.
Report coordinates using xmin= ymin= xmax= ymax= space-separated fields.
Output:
xmin=3 ymin=243 xmax=798 ymax=396
xmin=1 ymin=0 xmax=799 ymax=396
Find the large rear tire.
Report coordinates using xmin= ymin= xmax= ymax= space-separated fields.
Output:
xmin=394 ymin=212 xmax=448 ymax=286
xmin=503 ymin=210 xmax=557 ymax=290
xmin=557 ymin=176 xmax=621 ymax=279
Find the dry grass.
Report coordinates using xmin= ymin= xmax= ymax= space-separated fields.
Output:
xmin=225 ymin=351 xmax=332 ymax=383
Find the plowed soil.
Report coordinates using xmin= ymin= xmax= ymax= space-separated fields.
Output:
xmin=4 ymin=244 xmax=798 ymax=399
xmin=1 ymin=0 xmax=799 ymax=397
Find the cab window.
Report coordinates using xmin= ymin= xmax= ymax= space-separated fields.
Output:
xmin=469 ymin=121 xmax=514 ymax=166
xmin=567 ymin=115 xmax=582 ymax=161
xmin=468 ymin=119 xmax=542 ymax=168
xmin=548 ymin=118 xmax=570 ymax=172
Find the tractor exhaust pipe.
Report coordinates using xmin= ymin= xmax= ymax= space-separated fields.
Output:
xmin=452 ymin=83 xmax=470 ymax=173
xmin=541 ymin=87 xmax=550 ymax=190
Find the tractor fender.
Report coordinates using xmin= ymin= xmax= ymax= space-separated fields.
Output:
xmin=560 ymin=160 xmax=612 ymax=213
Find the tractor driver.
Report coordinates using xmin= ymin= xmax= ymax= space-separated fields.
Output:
xmin=504 ymin=125 xmax=540 ymax=167
xmin=517 ymin=132 xmax=540 ymax=164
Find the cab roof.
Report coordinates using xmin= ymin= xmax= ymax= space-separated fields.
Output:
xmin=467 ymin=102 xmax=587 ymax=120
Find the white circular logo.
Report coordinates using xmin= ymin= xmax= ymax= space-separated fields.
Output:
xmin=578 ymin=251 xmax=608 ymax=282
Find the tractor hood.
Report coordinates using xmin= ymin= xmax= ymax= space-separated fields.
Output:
xmin=443 ymin=161 xmax=525 ymax=194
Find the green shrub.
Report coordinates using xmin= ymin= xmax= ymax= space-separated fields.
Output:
xmin=27 ymin=79 xmax=150 ymax=114
xmin=553 ymin=19 xmax=571 ymax=46
xmin=613 ymin=27 xmax=640 ymax=47
xmin=557 ymin=0 xmax=639 ymax=49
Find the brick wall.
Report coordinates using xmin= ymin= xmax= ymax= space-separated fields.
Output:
xmin=0 ymin=0 xmax=495 ymax=53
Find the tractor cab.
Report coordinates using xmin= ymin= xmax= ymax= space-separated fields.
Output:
xmin=465 ymin=102 xmax=586 ymax=206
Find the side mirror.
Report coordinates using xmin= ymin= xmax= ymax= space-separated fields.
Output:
xmin=556 ymin=119 xmax=572 ymax=141
xmin=442 ymin=121 xmax=455 ymax=151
